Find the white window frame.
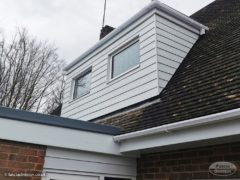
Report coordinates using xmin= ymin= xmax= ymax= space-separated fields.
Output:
xmin=72 ymin=67 xmax=92 ymax=101
xmin=108 ymin=38 xmax=140 ymax=82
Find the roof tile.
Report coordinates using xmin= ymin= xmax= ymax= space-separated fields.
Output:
xmin=95 ymin=0 xmax=240 ymax=133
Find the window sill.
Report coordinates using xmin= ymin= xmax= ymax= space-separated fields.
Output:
xmin=68 ymin=91 xmax=90 ymax=104
xmin=107 ymin=64 xmax=140 ymax=84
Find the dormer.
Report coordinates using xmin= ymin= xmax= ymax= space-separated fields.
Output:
xmin=61 ymin=0 xmax=208 ymax=121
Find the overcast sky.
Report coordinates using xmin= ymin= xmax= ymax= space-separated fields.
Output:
xmin=0 ymin=0 xmax=214 ymax=63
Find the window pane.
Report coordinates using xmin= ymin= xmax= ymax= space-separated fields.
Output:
xmin=112 ymin=41 xmax=139 ymax=78
xmin=73 ymin=71 xmax=91 ymax=99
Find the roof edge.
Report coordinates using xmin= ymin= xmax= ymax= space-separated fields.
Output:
xmin=0 ymin=106 xmax=121 ymax=135
xmin=64 ymin=0 xmax=208 ymax=71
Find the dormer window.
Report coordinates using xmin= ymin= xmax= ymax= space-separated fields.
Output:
xmin=111 ymin=40 xmax=140 ymax=79
xmin=73 ymin=69 xmax=92 ymax=99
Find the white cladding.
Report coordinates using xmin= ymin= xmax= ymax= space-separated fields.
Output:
xmin=61 ymin=9 xmax=201 ymax=121
xmin=155 ymin=14 xmax=199 ymax=89
xmin=43 ymin=147 xmax=136 ymax=180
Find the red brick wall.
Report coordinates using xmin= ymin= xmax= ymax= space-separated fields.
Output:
xmin=0 ymin=139 xmax=46 ymax=180
xmin=137 ymin=142 xmax=240 ymax=180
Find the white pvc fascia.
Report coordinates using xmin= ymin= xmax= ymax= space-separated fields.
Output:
xmin=0 ymin=117 xmax=121 ymax=156
xmin=113 ymin=108 xmax=240 ymax=142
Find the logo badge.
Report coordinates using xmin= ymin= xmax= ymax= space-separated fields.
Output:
xmin=209 ymin=162 xmax=237 ymax=176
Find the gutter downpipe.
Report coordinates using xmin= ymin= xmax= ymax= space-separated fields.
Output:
xmin=113 ymin=108 xmax=240 ymax=142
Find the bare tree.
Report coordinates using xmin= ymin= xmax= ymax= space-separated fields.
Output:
xmin=0 ymin=28 xmax=65 ymax=112
xmin=43 ymin=74 xmax=65 ymax=115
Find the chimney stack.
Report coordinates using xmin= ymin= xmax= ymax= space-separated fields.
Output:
xmin=100 ymin=25 xmax=115 ymax=40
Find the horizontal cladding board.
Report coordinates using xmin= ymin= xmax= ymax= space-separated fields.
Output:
xmin=139 ymin=28 xmax=155 ymax=44
xmin=90 ymin=54 xmax=157 ymax=90
xmin=140 ymin=41 xmax=156 ymax=56
xmin=66 ymin=14 xmax=156 ymax=79
xmin=156 ymin=29 xmax=193 ymax=48
xmin=44 ymin=157 xmax=136 ymax=176
xmin=77 ymin=87 xmax=159 ymax=120
xmin=155 ymin=14 xmax=199 ymax=39
xmin=63 ymin=77 xmax=158 ymax=118
xmin=156 ymin=14 xmax=199 ymax=92
xmin=64 ymin=19 xmax=156 ymax=87
xmin=157 ymin=48 xmax=184 ymax=63
xmin=140 ymin=33 xmax=156 ymax=49
xmin=63 ymin=71 xmax=157 ymax=116
xmin=88 ymin=42 xmax=156 ymax=89
xmin=63 ymin=68 xmax=157 ymax=114
xmin=157 ymin=42 xmax=187 ymax=58
xmin=157 ymin=35 xmax=190 ymax=53
xmin=91 ymin=61 xmax=108 ymax=79
xmin=156 ymin=21 xmax=197 ymax=43
xmin=140 ymin=47 xmax=156 ymax=62
xmin=64 ymin=30 xmax=156 ymax=91
xmin=159 ymin=78 xmax=168 ymax=88
xmin=66 ymin=11 xmax=156 ymax=74
xmin=158 ymin=62 xmax=177 ymax=75
xmin=63 ymin=51 xmax=157 ymax=104
xmin=70 ymin=78 xmax=157 ymax=118
xmin=62 ymin=61 xmax=157 ymax=113
xmin=63 ymin=44 xmax=157 ymax=103
xmin=46 ymin=147 xmax=136 ymax=166
xmin=158 ymin=56 xmax=180 ymax=69
xmin=158 ymin=71 xmax=173 ymax=81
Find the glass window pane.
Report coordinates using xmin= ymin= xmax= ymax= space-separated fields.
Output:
xmin=73 ymin=70 xmax=91 ymax=99
xmin=112 ymin=41 xmax=139 ymax=78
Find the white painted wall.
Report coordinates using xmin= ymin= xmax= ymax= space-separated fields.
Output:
xmin=62 ymin=9 xmax=201 ymax=121
xmin=43 ymin=147 xmax=136 ymax=180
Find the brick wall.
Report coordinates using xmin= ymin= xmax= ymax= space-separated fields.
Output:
xmin=137 ymin=142 xmax=240 ymax=180
xmin=0 ymin=139 xmax=46 ymax=180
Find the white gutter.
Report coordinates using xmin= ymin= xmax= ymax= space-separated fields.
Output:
xmin=64 ymin=0 xmax=208 ymax=71
xmin=113 ymin=108 xmax=240 ymax=142
xmin=155 ymin=0 xmax=209 ymax=32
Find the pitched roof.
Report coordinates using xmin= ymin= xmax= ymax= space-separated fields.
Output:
xmin=0 ymin=106 xmax=121 ymax=135
xmin=95 ymin=0 xmax=240 ymax=133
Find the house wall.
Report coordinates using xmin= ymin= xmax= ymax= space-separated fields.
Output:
xmin=0 ymin=139 xmax=46 ymax=180
xmin=156 ymin=14 xmax=199 ymax=90
xmin=137 ymin=142 xmax=240 ymax=180
xmin=61 ymin=10 xmax=159 ymax=121
xmin=62 ymin=9 xmax=201 ymax=121
xmin=95 ymin=13 xmax=201 ymax=129
xmin=43 ymin=147 xmax=137 ymax=180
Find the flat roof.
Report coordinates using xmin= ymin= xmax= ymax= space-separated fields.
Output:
xmin=0 ymin=106 xmax=121 ymax=135
xmin=64 ymin=0 xmax=208 ymax=71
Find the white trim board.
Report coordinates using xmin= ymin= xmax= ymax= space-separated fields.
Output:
xmin=0 ymin=117 xmax=121 ymax=156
